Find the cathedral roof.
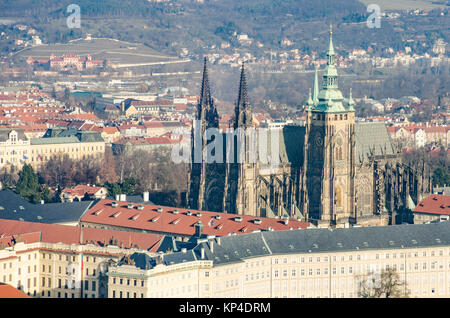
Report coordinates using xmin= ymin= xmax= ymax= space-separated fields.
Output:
xmin=355 ymin=122 xmax=397 ymax=162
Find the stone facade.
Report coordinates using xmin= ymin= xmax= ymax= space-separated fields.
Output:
xmin=187 ymin=31 xmax=432 ymax=228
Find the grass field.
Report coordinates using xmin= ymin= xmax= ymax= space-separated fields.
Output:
xmin=358 ymin=0 xmax=448 ymax=10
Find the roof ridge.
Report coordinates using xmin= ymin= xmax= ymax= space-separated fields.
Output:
xmin=260 ymin=232 xmax=272 ymax=255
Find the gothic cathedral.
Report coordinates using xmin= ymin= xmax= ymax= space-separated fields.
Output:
xmin=187 ymin=27 xmax=432 ymax=228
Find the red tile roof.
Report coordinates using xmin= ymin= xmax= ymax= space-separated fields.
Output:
xmin=0 ymin=219 xmax=163 ymax=252
xmin=413 ymin=195 xmax=450 ymax=215
xmin=62 ymin=185 xmax=105 ymax=197
xmin=80 ymin=199 xmax=311 ymax=237
xmin=0 ymin=284 xmax=31 ymax=298
xmin=102 ymin=126 xmax=119 ymax=134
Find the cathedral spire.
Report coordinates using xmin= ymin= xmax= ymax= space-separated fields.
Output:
xmin=306 ymin=87 xmax=314 ymax=108
xmin=327 ymin=24 xmax=335 ymax=65
xmin=198 ymin=57 xmax=218 ymax=127
xmin=309 ymin=24 xmax=348 ymax=113
xmin=348 ymin=87 xmax=355 ymax=111
xmin=234 ymin=62 xmax=252 ymax=129
xmin=313 ymin=68 xmax=319 ymax=105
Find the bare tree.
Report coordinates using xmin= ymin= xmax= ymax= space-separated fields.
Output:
xmin=357 ymin=267 xmax=409 ymax=298
xmin=38 ymin=154 xmax=76 ymax=188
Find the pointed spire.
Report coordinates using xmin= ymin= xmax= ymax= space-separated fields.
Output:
xmin=327 ymin=24 xmax=335 ymax=66
xmin=313 ymin=68 xmax=319 ymax=105
xmin=198 ymin=57 xmax=212 ymax=115
xmin=234 ymin=62 xmax=252 ymax=129
xmin=306 ymin=88 xmax=314 ymax=107
xmin=198 ymin=57 xmax=218 ymax=128
xmin=348 ymin=87 xmax=355 ymax=111
xmin=237 ymin=62 xmax=249 ymax=109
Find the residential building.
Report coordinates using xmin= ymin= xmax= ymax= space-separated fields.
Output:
xmin=0 ymin=128 xmax=30 ymax=168
xmin=413 ymin=194 xmax=450 ymax=224
xmin=61 ymin=185 xmax=108 ymax=202
xmin=0 ymin=218 xmax=163 ymax=298
xmin=29 ymin=129 xmax=105 ymax=169
xmin=0 ymin=127 xmax=105 ymax=170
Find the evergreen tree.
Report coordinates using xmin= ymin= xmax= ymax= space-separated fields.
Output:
xmin=16 ymin=164 xmax=40 ymax=201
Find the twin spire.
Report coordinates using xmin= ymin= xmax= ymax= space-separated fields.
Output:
xmin=198 ymin=58 xmax=252 ymax=129
xmin=198 ymin=57 xmax=218 ymax=128
xmin=234 ymin=63 xmax=252 ymax=129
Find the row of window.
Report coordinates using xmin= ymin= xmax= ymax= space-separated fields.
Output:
xmin=312 ymin=113 xmax=348 ymax=121
xmin=41 ymin=253 xmax=99 ymax=263
xmin=111 ymin=290 xmax=144 ymax=298
xmin=270 ymin=250 xmax=449 ymax=264
xmin=111 ymin=277 xmax=145 ymax=287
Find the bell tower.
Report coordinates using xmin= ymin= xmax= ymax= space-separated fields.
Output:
xmin=303 ymin=25 xmax=356 ymax=228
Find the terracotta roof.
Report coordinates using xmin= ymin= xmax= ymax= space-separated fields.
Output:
xmin=0 ymin=284 xmax=31 ymax=298
xmin=0 ymin=219 xmax=163 ymax=252
xmin=113 ymin=136 xmax=179 ymax=145
xmin=102 ymin=126 xmax=119 ymax=134
xmin=414 ymin=195 xmax=450 ymax=215
xmin=80 ymin=199 xmax=311 ymax=237
xmin=62 ymin=185 xmax=105 ymax=197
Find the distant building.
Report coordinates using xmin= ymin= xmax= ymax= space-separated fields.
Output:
xmin=29 ymin=128 xmax=105 ymax=169
xmin=120 ymin=99 xmax=176 ymax=117
xmin=27 ymin=53 xmax=104 ymax=71
xmin=111 ymin=134 xmax=181 ymax=155
xmin=0 ymin=128 xmax=30 ymax=168
xmin=413 ymin=194 xmax=450 ymax=224
xmin=61 ymin=185 xmax=108 ymax=202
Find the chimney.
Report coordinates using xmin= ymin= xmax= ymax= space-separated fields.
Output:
xmin=194 ymin=220 xmax=204 ymax=238
xmin=201 ymin=247 xmax=205 ymax=259
xmin=143 ymin=191 xmax=149 ymax=202
xmin=79 ymin=226 xmax=83 ymax=245
xmin=181 ymin=248 xmax=187 ymax=253
xmin=217 ymin=237 xmax=221 ymax=246
xmin=210 ymin=240 xmax=214 ymax=253
xmin=115 ymin=194 xmax=120 ymax=201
